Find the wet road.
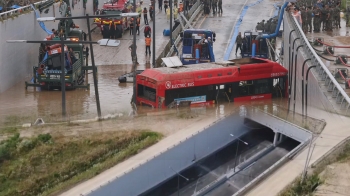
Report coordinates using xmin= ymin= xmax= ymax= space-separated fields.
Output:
xmin=140 ymin=129 xmax=300 ymax=196
xmin=0 ymin=0 xmax=283 ymax=124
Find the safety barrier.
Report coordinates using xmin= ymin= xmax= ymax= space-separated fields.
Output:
xmin=155 ymin=0 xmax=203 ymax=67
xmin=286 ymin=12 xmax=350 ymax=113
xmin=311 ymin=136 xmax=350 ymax=169
xmin=0 ymin=0 xmax=50 ymax=20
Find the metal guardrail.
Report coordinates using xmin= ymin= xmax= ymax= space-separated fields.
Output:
xmin=165 ymin=3 xmax=203 ymax=58
xmin=155 ymin=0 xmax=203 ymax=67
xmin=287 ymin=12 xmax=350 ymax=113
xmin=0 ymin=0 xmax=51 ymax=19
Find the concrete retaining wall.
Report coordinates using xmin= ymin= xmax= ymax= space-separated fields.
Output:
xmin=282 ymin=12 xmax=335 ymax=114
xmin=86 ymin=112 xmax=249 ymax=196
xmin=0 ymin=0 xmax=95 ymax=93
xmin=310 ymin=136 xmax=350 ymax=170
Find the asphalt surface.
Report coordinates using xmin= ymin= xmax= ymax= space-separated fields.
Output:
xmin=140 ymin=128 xmax=299 ymax=196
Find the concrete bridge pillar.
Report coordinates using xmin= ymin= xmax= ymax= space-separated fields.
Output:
xmin=273 ymin=132 xmax=280 ymax=147
xmin=279 ymin=133 xmax=285 ymax=142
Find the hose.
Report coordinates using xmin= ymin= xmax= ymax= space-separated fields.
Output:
xmin=315 ymin=38 xmax=350 ymax=49
xmin=316 ymin=52 xmax=335 ymax=62
xmin=339 ymin=56 xmax=350 ymax=67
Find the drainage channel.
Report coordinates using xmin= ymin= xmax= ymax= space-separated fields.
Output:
xmin=140 ymin=128 xmax=300 ymax=196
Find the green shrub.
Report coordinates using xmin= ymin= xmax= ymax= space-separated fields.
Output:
xmin=0 ymin=145 xmax=10 ymax=162
xmin=37 ymin=133 xmax=52 ymax=144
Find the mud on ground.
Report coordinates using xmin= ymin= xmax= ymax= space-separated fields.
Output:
xmin=315 ymin=162 xmax=350 ymax=196
xmin=19 ymin=108 xmax=204 ymax=138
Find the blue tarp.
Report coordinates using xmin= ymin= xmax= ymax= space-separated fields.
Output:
xmin=30 ymin=4 xmax=53 ymax=35
xmin=0 ymin=6 xmax=2 ymax=11
xmin=10 ymin=5 xmax=21 ymax=9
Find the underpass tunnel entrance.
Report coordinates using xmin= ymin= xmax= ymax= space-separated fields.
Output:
xmin=141 ymin=118 xmax=301 ymax=196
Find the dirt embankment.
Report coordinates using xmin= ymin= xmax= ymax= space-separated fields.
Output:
xmin=315 ymin=162 xmax=350 ymax=196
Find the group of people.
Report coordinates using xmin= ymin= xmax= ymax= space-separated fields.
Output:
xmin=201 ymin=0 xmax=223 ymax=15
xmin=288 ymin=0 xmax=346 ymax=33
xmin=128 ymin=0 xmax=196 ymax=63
xmin=255 ymin=19 xmax=279 ymax=34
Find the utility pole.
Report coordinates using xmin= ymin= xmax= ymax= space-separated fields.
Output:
xmin=170 ymin=0 xmax=173 ymax=49
xmin=60 ymin=36 xmax=66 ymax=119
xmin=152 ymin=0 xmax=156 ymax=68
xmin=132 ymin=0 xmax=137 ymax=104
xmin=86 ymin=14 xmax=102 ymax=119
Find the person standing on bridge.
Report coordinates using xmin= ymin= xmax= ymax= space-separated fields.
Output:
xmin=136 ymin=17 xmax=141 ymax=35
xmin=143 ymin=7 xmax=149 ymax=25
xmin=306 ymin=6 xmax=313 ymax=32
xmin=129 ymin=17 xmax=134 ymax=35
xmin=144 ymin=25 xmax=152 ymax=37
xmin=145 ymin=35 xmax=152 ymax=56
xmin=235 ymin=32 xmax=243 ymax=56
xmin=158 ymin=0 xmax=163 ymax=11
xmin=129 ymin=42 xmax=139 ymax=64
xmin=149 ymin=4 xmax=154 ymax=21
xmin=218 ymin=0 xmax=222 ymax=14
xmin=313 ymin=6 xmax=321 ymax=32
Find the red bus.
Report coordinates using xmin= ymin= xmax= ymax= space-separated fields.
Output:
xmin=136 ymin=58 xmax=288 ymax=108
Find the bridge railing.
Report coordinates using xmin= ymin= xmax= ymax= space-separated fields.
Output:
xmin=156 ymin=0 xmax=203 ymax=67
xmin=286 ymin=12 xmax=350 ymax=113
xmin=0 ymin=0 xmax=51 ymax=20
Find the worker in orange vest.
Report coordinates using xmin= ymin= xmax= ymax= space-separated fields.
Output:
xmin=136 ymin=17 xmax=141 ymax=35
xmin=145 ymin=35 xmax=151 ymax=56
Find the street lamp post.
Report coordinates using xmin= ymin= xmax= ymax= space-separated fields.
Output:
xmin=60 ymin=36 xmax=66 ymax=118
xmin=230 ymin=134 xmax=248 ymax=173
xmin=170 ymin=0 xmax=173 ymax=48
xmin=169 ymin=166 xmax=189 ymax=196
xmin=85 ymin=13 xmax=101 ymax=118
xmin=152 ymin=0 xmax=156 ymax=68
xmin=132 ymin=0 xmax=137 ymax=105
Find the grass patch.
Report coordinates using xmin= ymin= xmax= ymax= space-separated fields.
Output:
xmin=280 ymin=141 xmax=350 ymax=196
xmin=0 ymin=127 xmax=18 ymax=135
xmin=279 ymin=174 xmax=322 ymax=196
xmin=2 ymin=115 xmax=31 ymax=126
xmin=0 ymin=130 xmax=162 ymax=196
xmin=336 ymin=142 xmax=350 ymax=162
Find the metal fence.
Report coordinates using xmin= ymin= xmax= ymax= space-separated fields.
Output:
xmin=155 ymin=0 xmax=203 ymax=67
xmin=286 ymin=12 xmax=350 ymax=113
xmin=0 ymin=0 xmax=50 ymax=20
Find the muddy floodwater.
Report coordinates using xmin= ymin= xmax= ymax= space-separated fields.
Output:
xmin=0 ymin=64 xmax=151 ymax=124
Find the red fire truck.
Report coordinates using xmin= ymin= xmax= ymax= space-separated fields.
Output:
xmin=136 ymin=58 xmax=288 ymax=108
xmin=93 ymin=0 xmax=131 ymax=38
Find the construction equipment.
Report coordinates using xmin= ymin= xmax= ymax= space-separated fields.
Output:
xmin=26 ymin=0 xmax=91 ymax=90
xmin=334 ymin=68 xmax=350 ymax=89
xmin=94 ymin=0 xmax=134 ymax=38
xmin=335 ymin=55 xmax=348 ymax=65
xmin=241 ymin=31 xmax=269 ymax=59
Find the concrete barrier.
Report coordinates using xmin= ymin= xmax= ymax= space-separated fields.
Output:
xmin=155 ymin=0 xmax=203 ymax=67
xmin=86 ymin=112 xmax=249 ymax=196
xmin=233 ymin=142 xmax=307 ymax=196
